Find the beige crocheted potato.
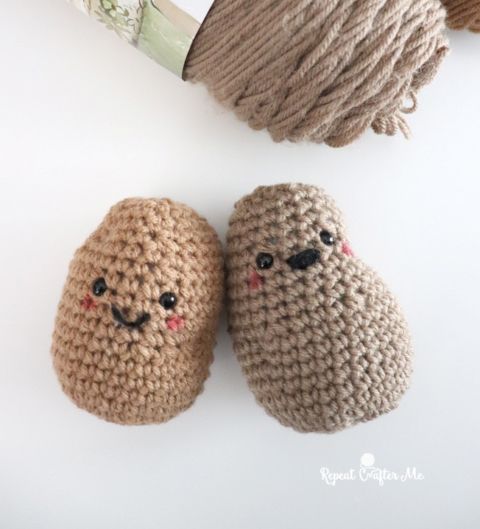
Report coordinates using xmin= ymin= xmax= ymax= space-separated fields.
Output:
xmin=52 ymin=198 xmax=224 ymax=425
xmin=226 ymin=184 xmax=412 ymax=433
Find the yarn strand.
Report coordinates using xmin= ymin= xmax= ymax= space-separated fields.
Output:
xmin=443 ymin=0 xmax=480 ymax=31
xmin=186 ymin=0 xmax=448 ymax=146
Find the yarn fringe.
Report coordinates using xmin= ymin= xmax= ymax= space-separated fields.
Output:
xmin=443 ymin=0 xmax=480 ymax=31
xmin=186 ymin=0 xmax=449 ymax=147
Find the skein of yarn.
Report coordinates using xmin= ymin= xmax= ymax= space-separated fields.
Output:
xmin=443 ymin=0 xmax=480 ymax=31
xmin=186 ymin=0 xmax=449 ymax=146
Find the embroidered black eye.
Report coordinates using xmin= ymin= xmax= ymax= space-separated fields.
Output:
xmin=92 ymin=277 xmax=108 ymax=297
xmin=159 ymin=292 xmax=177 ymax=310
xmin=256 ymin=253 xmax=274 ymax=270
xmin=320 ymin=230 xmax=335 ymax=246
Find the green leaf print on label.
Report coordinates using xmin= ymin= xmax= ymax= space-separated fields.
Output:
xmin=69 ymin=0 xmax=203 ymax=78
xmin=94 ymin=0 xmax=144 ymax=44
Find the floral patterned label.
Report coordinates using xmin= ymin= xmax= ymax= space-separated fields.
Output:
xmin=69 ymin=0 xmax=213 ymax=78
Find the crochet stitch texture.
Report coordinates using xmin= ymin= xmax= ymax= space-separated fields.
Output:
xmin=226 ymin=184 xmax=412 ymax=433
xmin=52 ymin=198 xmax=224 ymax=425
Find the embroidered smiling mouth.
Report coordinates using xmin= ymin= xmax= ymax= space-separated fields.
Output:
xmin=111 ymin=305 xmax=151 ymax=330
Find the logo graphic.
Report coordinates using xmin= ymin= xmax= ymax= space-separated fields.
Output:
xmin=320 ymin=453 xmax=425 ymax=487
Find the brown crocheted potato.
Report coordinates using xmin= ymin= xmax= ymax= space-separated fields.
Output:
xmin=52 ymin=198 xmax=224 ymax=425
xmin=226 ymin=185 xmax=412 ymax=433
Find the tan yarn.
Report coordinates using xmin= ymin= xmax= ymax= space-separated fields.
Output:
xmin=52 ymin=198 xmax=224 ymax=425
xmin=443 ymin=0 xmax=480 ymax=31
xmin=186 ymin=0 xmax=448 ymax=147
xmin=226 ymin=184 xmax=412 ymax=433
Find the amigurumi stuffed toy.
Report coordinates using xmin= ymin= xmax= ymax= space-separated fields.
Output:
xmin=52 ymin=198 xmax=224 ymax=425
xmin=226 ymin=184 xmax=413 ymax=433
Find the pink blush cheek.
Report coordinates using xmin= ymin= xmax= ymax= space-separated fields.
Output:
xmin=80 ymin=293 xmax=98 ymax=311
xmin=167 ymin=315 xmax=185 ymax=332
xmin=248 ymin=270 xmax=263 ymax=291
xmin=342 ymin=242 xmax=354 ymax=257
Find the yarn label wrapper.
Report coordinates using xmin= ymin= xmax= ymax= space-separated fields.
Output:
xmin=69 ymin=0 xmax=213 ymax=78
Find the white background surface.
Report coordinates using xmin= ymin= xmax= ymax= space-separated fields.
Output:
xmin=175 ymin=0 xmax=212 ymax=22
xmin=1 ymin=2 xmax=479 ymax=528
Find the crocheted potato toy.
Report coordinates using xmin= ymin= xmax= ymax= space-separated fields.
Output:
xmin=226 ymin=184 xmax=412 ymax=433
xmin=52 ymin=198 xmax=224 ymax=425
